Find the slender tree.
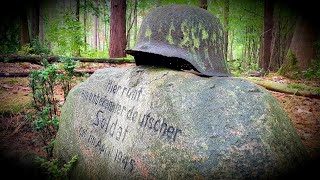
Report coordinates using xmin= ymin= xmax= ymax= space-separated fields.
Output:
xmin=223 ymin=0 xmax=229 ymax=61
xmin=84 ymin=0 xmax=87 ymax=51
xmin=39 ymin=0 xmax=44 ymax=45
xmin=133 ymin=0 xmax=138 ymax=45
xmin=109 ymin=0 xmax=126 ymax=58
xmin=75 ymin=0 xmax=81 ymax=56
xmin=263 ymin=0 xmax=274 ymax=74
xmin=20 ymin=8 xmax=30 ymax=48
xmin=94 ymin=0 xmax=99 ymax=51
xmin=31 ymin=0 xmax=40 ymax=40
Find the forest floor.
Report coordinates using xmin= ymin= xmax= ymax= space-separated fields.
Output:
xmin=0 ymin=62 xmax=320 ymax=178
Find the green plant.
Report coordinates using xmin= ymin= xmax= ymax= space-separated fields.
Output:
xmin=30 ymin=37 xmax=51 ymax=55
xmin=57 ymin=58 xmax=79 ymax=101
xmin=57 ymin=57 xmax=88 ymax=101
xmin=278 ymin=49 xmax=300 ymax=78
xmin=287 ymin=83 xmax=305 ymax=90
xmin=29 ymin=59 xmax=60 ymax=157
xmin=29 ymin=58 xmax=84 ymax=158
xmin=46 ymin=12 xmax=85 ymax=56
xmin=302 ymin=59 xmax=320 ymax=80
xmin=18 ymin=43 xmax=33 ymax=55
xmin=0 ymin=17 xmax=19 ymax=54
xmin=36 ymin=155 xmax=78 ymax=180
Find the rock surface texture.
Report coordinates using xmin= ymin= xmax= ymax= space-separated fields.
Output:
xmin=54 ymin=66 xmax=308 ymax=179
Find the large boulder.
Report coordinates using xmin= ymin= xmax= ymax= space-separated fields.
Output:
xmin=54 ymin=66 xmax=308 ymax=179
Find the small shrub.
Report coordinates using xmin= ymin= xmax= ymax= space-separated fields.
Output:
xmin=278 ymin=49 xmax=300 ymax=78
xmin=29 ymin=59 xmax=59 ymax=157
xmin=302 ymin=59 xmax=320 ymax=80
xmin=30 ymin=38 xmax=51 ymax=55
xmin=36 ymin=155 xmax=78 ymax=180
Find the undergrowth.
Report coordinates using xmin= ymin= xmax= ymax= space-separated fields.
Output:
xmin=28 ymin=58 xmax=85 ymax=179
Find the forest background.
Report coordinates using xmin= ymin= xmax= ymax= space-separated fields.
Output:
xmin=0 ymin=0 xmax=319 ymax=78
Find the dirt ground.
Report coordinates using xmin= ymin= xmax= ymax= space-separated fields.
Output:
xmin=0 ymin=62 xmax=320 ymax=178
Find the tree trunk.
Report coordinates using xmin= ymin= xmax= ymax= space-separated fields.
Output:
xmin=94 ymin=15 xmax=98 ymax=51
xmin=75 ymin=0 xmax=81 ymax=56
xmin=83 ymin=0 xmax=87 ymax=51
xmin=223 ymin=0 xmax=229 ymax=61
xmin=126 ymin=3 xmax=132 ymax=49
xmin=39 ymin=1 xmax=44 ymax=45
xmin=103 ymin=0 xmax=108 ymax=51
xmin=263 ymin=0 xmax=274 ymax=74
xmin=199 ymin=0 xmax=208 ymax=10
xmin=258 ymin=30 xmax=264 ymax=68
xmin=76 ymin=0 xmax=80 ymax=21
xmin=20 ymin=8 xmax=30 ymax=48
xmin=109 ymin=0 xmax=127 ymax=58
xmin=133 ymin=0 xmax=138 ymax=46
xmin=229 ymin=30 xmax=234 ymax=61
xmin=289 ymin=16 xmax=316 ymax=70
xmin=32 ymin=0 xmax=40 ymax=40
xmin=270 ymin=9 xmax=280 ymax=72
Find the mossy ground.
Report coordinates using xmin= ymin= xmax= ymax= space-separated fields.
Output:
xmin=0 ymin=78 xmax=32 ymax=114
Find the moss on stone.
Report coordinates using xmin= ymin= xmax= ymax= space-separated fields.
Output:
xmin=166 ymin=22 xmax=175 ymax=45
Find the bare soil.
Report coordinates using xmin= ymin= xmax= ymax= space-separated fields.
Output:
xmin=0 ymin=62 xmax=319 ymax=179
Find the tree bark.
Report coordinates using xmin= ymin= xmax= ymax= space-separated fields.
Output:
xmin=39 ymin=0 xmax=44 ymax=45
xmin=289 ymin=16 xmax=316 ymax=70
xmin=94 ymin=15 xmax=98 ymax=51
xmin=76 ymin=0 xmax=80 ymax=21
xmin=75 ymin=0 xmax=81 ymax=56
xmin=199 ymin=0 xmax=208 ymax=10
xmin=229 ymin=30 xmax=234 ymax=61
xmin=32 ymin=0 xmax=40 ymax=40
xmin=109 ymin=0 xmax=127 ymax=58
xmin=223 ymin=0 xmax=229 ymax=61
xmin=263 ymin=0 xmax=274 ymax=74
xmin=127 ymin=0 xmax=137 ymax=49
xmin=20 ymin=8 xmax=30 ymax=48
xmin=133 ymin=0 xmax=138 ymax=46
xmin=84 ymin=0 xmax=87 ymax=51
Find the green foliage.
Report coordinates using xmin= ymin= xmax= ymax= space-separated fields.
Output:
xmin=287 ymin=83 xmax=305 ymax=90
xmin=278 ymin=49 xmax=300 ymax=78
xmin=81 ymin=49 xmax=110 ymax=58
xmin=0 ymin=17 xmax=19 ymax=54
xmin=29 ymin=59 xmax=59 ymax=157
xmin=17 ymin=44 xmax=33 ymax=55
xmin=30 ymin=38 xmax=51 ymax=55
xmin=46 ymin=12 xmax=85 ymax=56
xmin=36 ymin=155 xmax=78 ymax=180
xmin=29 ymin=58 xmax=81 ymax=157
xmin=302 ymin=40 xmax=320 ymax=79
xmin=57 ymin=57 xmax=82 ymax=101
xmin=302 ymin=59 xmax=320 ymax=80
xmin=18 ymin=39 xmax=51 ymax=55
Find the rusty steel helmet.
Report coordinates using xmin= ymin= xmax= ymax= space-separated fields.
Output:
xmin=126 ymin=4 xmax=230 ymax=77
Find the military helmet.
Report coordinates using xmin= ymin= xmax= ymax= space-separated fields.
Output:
xmin=126 ymin=4 xmax=230 ymax=77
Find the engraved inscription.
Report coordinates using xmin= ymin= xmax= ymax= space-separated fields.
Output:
xmin=80 ymin=90 xmax=182 ymax=142
xmin=78 ymin=126 xmax=135 ymax=173
xmin=77 ymin=78 xmax=183 ymax=174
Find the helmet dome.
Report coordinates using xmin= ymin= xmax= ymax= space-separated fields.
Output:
xmin=126 ymin=4 xmax=230 ymax=77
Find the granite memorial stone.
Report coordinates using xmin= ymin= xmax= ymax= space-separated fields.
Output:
xmin=54 ymin=66 xmax=308 ymax=179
